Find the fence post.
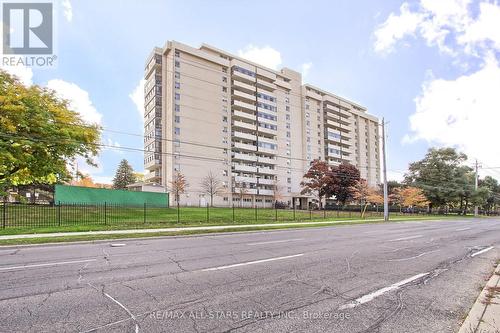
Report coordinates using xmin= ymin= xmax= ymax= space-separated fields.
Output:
xmin=57 ymin=201 xmax=61 ymax=226
xmin=104 ymin=202 xmax=107 ymax=225
xmin=275 ymin=205 xmax=278 ymax=222
xmin=309 ymin=208 xmax=312 ymax=220
xmin=255 ymin=203 xmax=257 ymax=222
xmin=2 ymin=201 xmax=6 ymax=229
xmin=206 ymin=203 xmax=209 ymax=223
xmin=337 ymin=206 xmax=339 ymax=218
xmin=232 ymin=202 xmax=235 ymax=222
xmin=293 ymin=203 xmax=296 ymax=220
xmin=144 ymin=202 xmax=146 ymax=224
xmin=323 ymin=209 xmax=326 ymax=219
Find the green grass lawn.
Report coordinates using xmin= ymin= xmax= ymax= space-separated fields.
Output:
xmin=0 ymin=204 xmax=466 ymax=236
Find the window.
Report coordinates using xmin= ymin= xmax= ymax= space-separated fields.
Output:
xmin=174 ymin=116 xmax=180 ymax=123
xmin=288 ymin=187 xmax=292 ymax=192
xmin=286 ymin=106 xmax=290 ymax=112
xmin=222 ymin=87 xmax=227 ymax=93
xmin=286 ymin=114 xmax=290 ymax=121
xmin=174 ymin=127 xmax=180 ymax=135
xmin=287 ymin=178 xmax=291 ymax=184
xmin=175 ymin=61 xmax=180 ymax=68
xmin=175 ymin=93 xmax=180 ymax=100
xmin=175 ymin=104 xmax=180 ymax=112
xmin=222 ymin=116 xmax=227 ymax=123
xmin=285 ymin=97 xmax=290 ymax=104
xmin=175 ymin=71 xmax=180 ymax=79
xmin=223 ymin=170 xmax=228 ymax=176
xmin=175 ymin=82 xmax=180 ymax=89
xmin=174 ymin=50 xmax=180 ymax=57
xmin=222 ymin=76 xmax=227 ymax=83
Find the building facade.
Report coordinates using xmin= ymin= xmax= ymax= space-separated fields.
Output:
xmin=143 ymin=41 xmax=380 ymax=207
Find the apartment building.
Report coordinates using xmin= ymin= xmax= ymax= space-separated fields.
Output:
xmin=143 ymin=41 xmax=380 ymax=208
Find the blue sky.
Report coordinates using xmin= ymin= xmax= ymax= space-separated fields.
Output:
xmin=3 ymin=0 xmax=500 ymax=183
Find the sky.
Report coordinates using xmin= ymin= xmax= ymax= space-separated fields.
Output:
xmin=2 ymin=0 xmax=500 ymax=183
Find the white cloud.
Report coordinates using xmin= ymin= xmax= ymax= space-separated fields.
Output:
xmin=237 ymin=44 xmax=282 ymax=70
xmin=61 ymin=0 xmax=73 ymax=22
xmin=373 ymin=0 xmax=482 ymax=55
xmin=301 ymin=62 xmax=313 ymax=80
xmin=405 ymin=55 xmax=500 ymax=174
xmin=1 ymin=64 xmax=33 ymax=86
xmin=129 ymin=79 xmax=145 ymax=119
xmin=374 ymin=3 xmax=424 ymax=53
xmin=458 ymin=2 xmax=500 ymax=52
xmin=47 ymin=79 xmax=102 ymax=124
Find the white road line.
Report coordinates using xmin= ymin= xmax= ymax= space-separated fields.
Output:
xmin=246 ymin=238 xmax=303 ymax=246
xmin=389 ymin=235 xmax=423 ymax=242
xmin=339 ymin=272 xmax=429 ymax=310
xmin=200 ymin=254 xmax=304 ymax=272
xmin=471 ymin=246 xmax=494 ymax=257
xmin=0 ymin=259 xmax=96 ymax=272
xmin=456 ymin=227 xmax=471 ymax=231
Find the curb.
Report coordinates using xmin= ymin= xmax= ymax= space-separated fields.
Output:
xmin=458 ymin=261 xmax=500 ymax=333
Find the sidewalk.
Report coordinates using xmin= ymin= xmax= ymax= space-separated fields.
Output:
xmin=459 ymin=263 xmax=500 ymax=333
xmin=0 ymin=218 xmax=384 ymax=241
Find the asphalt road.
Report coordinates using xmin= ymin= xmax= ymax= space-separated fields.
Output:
xmin=1 ymin=218 xmax=499 ymax=333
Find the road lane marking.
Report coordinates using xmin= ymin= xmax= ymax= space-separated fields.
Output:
xmin=471 ymin=246 xmax=494 ymax=257
xmin=339 ymin=272 xmax=429 ymax=310
xmin=0 ymin=259 xmax=96 ymax=272
xmin=200 ymin=254 xmax=304 ymax=272
xmin=389 ymin=235 xmax=423 ymax=242
xmin=456 ymin=227 xmax=471 ymax=231
xmin=388 ymin=250 xmax=440 ymax=262
xmin=246 ymin=238 xmax=303 ymax=246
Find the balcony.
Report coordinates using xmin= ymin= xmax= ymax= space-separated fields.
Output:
xmin=233 ymin=131 xmax=256 ymax=141
xmin=233 ymin=142 xmax=257 ymax=152
xmin=257 ymin=126 xmax=276 ymax=135
xmin=233 ymin=164 xmax=257 ymax=173
xmin=305 ymin=89 xmax=322 ymax=101
xmin=258 ymin=167 xmax=276 ymax=175
xmin=233 ymin=110 xmax=256 ymax=122
xmin=232 ymin=70 xmax=255 ymax=83
xmin=233 ymin=120 xmax=256 ymax=131
xmin=256 ymin=79 xmax=275 ymax=91
xmin=235 ymin=175 xmax=257 ymax=184
xmin=233 ymin=100 xmax=256 ymax=112
xmin=257 ymin=146 xmax=276 ymax=155
xmin=233 ymin=89 xmax=255 ymax=102
xmin=257 ymin=155 xmax=276 ymax=165
xmin=233 ymin=80 xmax=255 ymax=92
xmin=275 ymin=79 xmax=291 ymax=90
xmin=234 ymin=188 xmax=258 ymax=195
xmin=257 ymin=178 xmax=275 ymax=185
xmin=258 ymin=189 xmax=274 ymax=196
xmin=144 ymin=159 xmax=161 ymax=170
xmin=144 ymin=170 xmax=161 ymax=182
xmin=232 ymin=153 xmax=257 ymax=162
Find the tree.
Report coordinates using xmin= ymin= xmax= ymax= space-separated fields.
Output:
xmin=170 ymin=172 xmax=188 ymax=204
xmin=330 ymin=163 xmax=360 ymax=206
xmin=200 ymin=171 xmax=223 ymax=207
xmin=479 ymin=176 xmax=500 ymax=214
xmin=0 ymin=70 xmax=100 ymax=191
xmin=399 ymin=187 xmax=429 ymax=210
xmin=405 ymin=147 xmax=467 ymax=210
xmin=133 ymin=172 xmax=145 ymax=182
xmin=73 ymin=174 xmax=98 ymax=188
xmin=300 ymin=159 xmax=332 ymax=209
xmin=351 ymin=179 xmax=382 ymax=216
xmin=112 ymin=159 xmax=136 ymax=189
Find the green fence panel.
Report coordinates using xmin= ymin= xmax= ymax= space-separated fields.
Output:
xmin=55 ymin=185 xmax=169 ymax=207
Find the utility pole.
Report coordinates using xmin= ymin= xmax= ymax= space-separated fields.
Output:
xmin=474 ymin=159 xmax=479 ymax=217
xmin=382 ymin=118 xmax=389 ymax=221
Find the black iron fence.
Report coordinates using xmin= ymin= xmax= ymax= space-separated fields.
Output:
xmin=0 ymin=201 xmax=444 ymax=229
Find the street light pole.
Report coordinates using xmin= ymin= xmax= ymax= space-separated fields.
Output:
xmin=382 ymin=118 xmax=389 ymax=222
